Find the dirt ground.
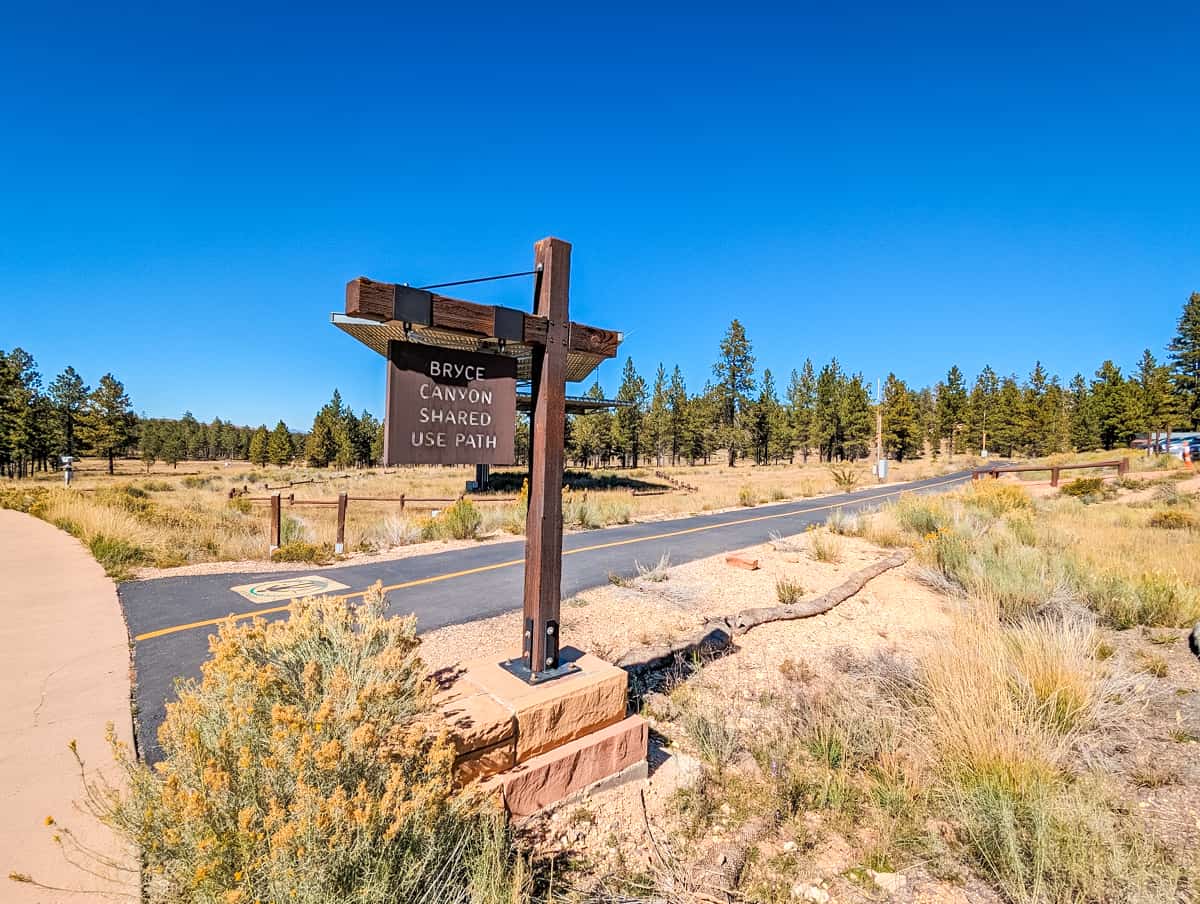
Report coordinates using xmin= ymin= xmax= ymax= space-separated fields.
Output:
xmin=417 ymin=515 xmax=1200 ymax=903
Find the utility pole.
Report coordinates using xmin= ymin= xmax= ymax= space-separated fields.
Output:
xmin=875 ymin=377 xmax=883 ymax=464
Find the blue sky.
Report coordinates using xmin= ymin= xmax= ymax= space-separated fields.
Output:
xmin=2 ymin=3 xmax=1197 ymax=426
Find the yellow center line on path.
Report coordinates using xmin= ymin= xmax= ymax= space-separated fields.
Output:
xmin=132 ymin=474 xmax=967 ymax=642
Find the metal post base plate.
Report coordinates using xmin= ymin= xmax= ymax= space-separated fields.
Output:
xmin=498 ymin=657 xmax=581 ymax=685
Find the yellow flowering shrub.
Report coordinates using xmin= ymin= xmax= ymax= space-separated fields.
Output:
xmin=93 ymin=584 xmax=525 ymax=904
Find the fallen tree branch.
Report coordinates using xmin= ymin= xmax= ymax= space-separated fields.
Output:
xmin=616 ymin=621 xmax=733 ymax=677
xmin=615 ymin=549 xmax=913 ymax=675
xmin=731 ymin=549 xmax=911 ymax=633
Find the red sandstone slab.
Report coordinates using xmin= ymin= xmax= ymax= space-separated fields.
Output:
xmin=725 ymin=554 xmax=760 ymax=570
xmin=491 ymin=715 xmax=648 ymax=817
xmin=457 ymin=647 xmax=628 ymax=762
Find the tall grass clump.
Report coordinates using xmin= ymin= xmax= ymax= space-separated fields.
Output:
xmin=913 ymin=614 xmax=1177 ymax=904
xmin=366 ymin=513 xmax=422 ymax=548
xmin=809 ymin=527 xmax=843 ymax=563
xmin=776 ymin=575 xmax=804 ymax=604
xmin=1083 ymin=570 xmax=1200 ymax=629
xmin=826 ymin=507 xmax=862 ymax=536
xmin=737 ymin=484 xmax=757 ymax=507
xmin=82 ymin=586 xmax=527 ymax=904
xmin=916 ymin=520 xmax=1076 ymax=623
xmin=892 ymin=494 xmax=950 ymax=536
xmin=828 ymin=464 xmax=860 ymax=492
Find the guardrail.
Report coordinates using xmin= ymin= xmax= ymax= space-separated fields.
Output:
xmin=972 ymin=458 xmax=1129 ymax=488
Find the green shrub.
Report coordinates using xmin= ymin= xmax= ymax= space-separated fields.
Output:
xmin=140 ymin=480 xmax=174 ymax=492
xmin=1006 ymin=513 xmax=1038 ymax=546
xmin=0 ymin=486 xmax=51 ymax=513
xmin=776 ymin=576 xmax=805 ymax=604
xmin=1084 ymin=571 xmax=1200 ymax=628
xmin=271 ymin=540 xmax=333 ymax=564
xmin=770 ymin=487 xmax=787 ymax=502
xmin=280 ymin=514 xmax=310 ymax=545
xmin=227 ymin=496 xmax=252 ymax=515
xmin=1147 ymin=509 xmax=1195 ymax=530
xmin=965 ymin=481 xmax=1032 ymax=517
xmin=94 ymin=484 xmax=154 ymax=516
xmin=181 ymin=475 xmax=213 ymax=489
xmin=85 ymin=587 xmax=527 ymax=904
xmin=440 ymin=498 xmax=482 ymax=540
xmin=829 ymin=465 xmax=860 ymax=492
xmin=893 ymin=495 xmax=949 ymax=536
xmin=738 ymin=484 xmax=757 ymax=507
xmin=88 ymin=533 xmax=150 ymax=580
xmin=1060 ymin=477 xmax=1104 ymax=498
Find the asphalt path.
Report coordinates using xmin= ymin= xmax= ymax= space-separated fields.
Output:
xmin=120 ymin=470 xmax=974 ymax=759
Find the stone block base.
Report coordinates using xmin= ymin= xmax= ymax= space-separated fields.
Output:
xmin=436 ymin=647 xmax=647 ymax=814
xmin=489 ymin=715 xmax=648 ymax=817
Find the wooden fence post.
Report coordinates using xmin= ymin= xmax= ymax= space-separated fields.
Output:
xmin=1118 ymin=458 xmax=1129 ymax=476
xmin=335 ymin=492 xmax=348 ymax=554
xmin=399 ymin=493 xmax=405 ymax=512
xmin=1051 ymin=467 xmax=1060 ymax=487
xmin=269 ymin=493 xmax=281 ymax=552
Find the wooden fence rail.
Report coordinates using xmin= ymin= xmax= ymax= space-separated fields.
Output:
xmin=973 ymin=458 xmax=1129 ymax=488
xmin=256 ymin=491 xmax=519 ymax=554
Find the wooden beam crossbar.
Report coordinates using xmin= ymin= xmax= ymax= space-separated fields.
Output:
xmin=345 ymin=277 xmax=619 ymax=359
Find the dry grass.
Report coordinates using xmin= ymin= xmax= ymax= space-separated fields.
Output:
xmin=3 ymin=455 xmax=968 ymax=574
xmin=809 ymin=527 xmax=844 ymax=563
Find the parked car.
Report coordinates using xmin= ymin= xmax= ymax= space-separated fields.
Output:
xmin=1153 ymin=437 xmax=1200 ymax=458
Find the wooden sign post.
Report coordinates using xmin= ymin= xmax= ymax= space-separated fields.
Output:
xmin=522 ymin=238 xmax=570 ymax=673
xmin=340 ymin=237 xmax=619 ymax=680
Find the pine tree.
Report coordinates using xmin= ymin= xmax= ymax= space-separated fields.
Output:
xmin=1068 ymin=374 xmax=1099 ymax=451
xmin=645 ymin=363 xmax=668 ymax=466
xmin=48 ymin=366 xmax=89 ymax=458
xmin=840 ymin=374 xmax=874 ymax=460
xmin=248 ymin=425 xmax=270 ymax=466
xmin=812 ymin=360 xmax=844 ymax=461
xmin=268 ymin=421 xmax=293 ymax=467
xmin=1091 ymin=361 xmax=1133 ymax=450
xmin=78 ymin=373 xmax=135 ymax=474
xmin=666 ymin=366 xmax=688 ymax=465
xmin=936 ymin=365 xmax=968 ymax=455
xmin=1167 ymin=291 xmax=1200 ymax=429
xmin=881 ymin=373 xmax=921 ymax=461
xmin=990 ymin=375 xmax=1027 ymax=457
xmin=140 ymin=420 xmax=160 ymax=472
xmin=786 ymin=360 xmax=816 ymax=462
xmin=307 ymin=390 xmax=358 ymax=468
xmin=965 ymin=366 xmax=999 ymax=455
xmin=613 ymin=357 xmax=647 ymax=467
xmin=357 ymin=410 xmax=381 ymax=466
xmin=161 ymin=422 xmax=186 ymax=468
xmin=749 ymin=369 xmax=784 ymax=464
xmin=712 ymin=320 xmax=756 ymax=466
xmin=0 ymin=348 xmax=43 ymax=477
xmin=1133 ymin=349 xmax=1174 ymax=448
xmin=571 ymin=380 xmax=612 ymax=467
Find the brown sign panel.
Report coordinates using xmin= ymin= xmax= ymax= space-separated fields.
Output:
xmin=383 ymin=341 xmax=517 ymax=465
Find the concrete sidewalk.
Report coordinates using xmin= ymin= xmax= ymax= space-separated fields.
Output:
xmin=0 ymin=510 xmax=137 ymax=902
